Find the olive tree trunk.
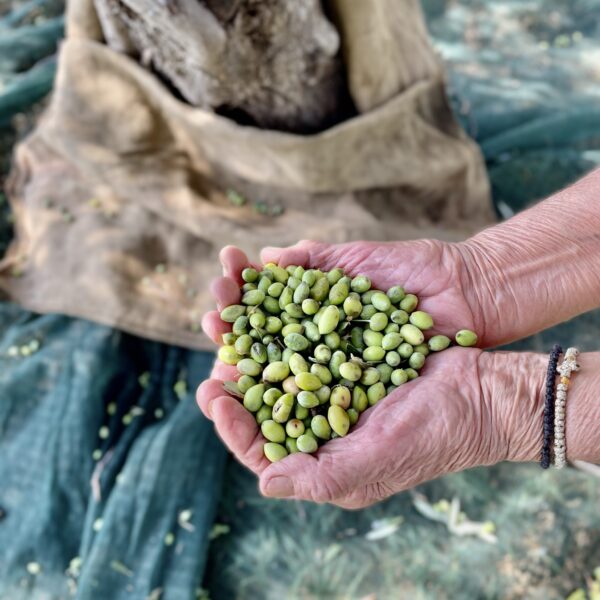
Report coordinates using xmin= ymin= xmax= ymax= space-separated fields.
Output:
xmin=92 ymin=0 xmax=353 ymax=133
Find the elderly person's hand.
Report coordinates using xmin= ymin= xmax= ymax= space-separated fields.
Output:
xmin=196 ymin=244 xmax=543 ymax=507
xmin=198 ymin=169 xmax=600 ymax=505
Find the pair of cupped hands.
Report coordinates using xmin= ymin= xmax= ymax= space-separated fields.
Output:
xmin=197 ymin=239 xmax=536 ymax=509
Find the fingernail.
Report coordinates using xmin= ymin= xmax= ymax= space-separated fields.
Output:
xmin=264 ymin=476 xmax=294 ymax=498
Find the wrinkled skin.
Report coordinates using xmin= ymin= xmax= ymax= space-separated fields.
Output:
xmin=196 ymin=241 xmax=507 ymax=509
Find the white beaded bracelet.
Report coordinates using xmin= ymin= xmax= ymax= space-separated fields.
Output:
xmin=554 ymin=347 xmax=580 ymax=469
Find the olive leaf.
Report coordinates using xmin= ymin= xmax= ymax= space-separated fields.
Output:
xmin=222 ymin=381 xmax=244 ymax=400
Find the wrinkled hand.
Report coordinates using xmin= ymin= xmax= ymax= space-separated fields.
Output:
xmin=196 ymin=241 xmax=520 ymax=508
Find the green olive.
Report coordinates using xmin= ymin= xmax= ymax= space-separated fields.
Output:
xmin=391 ymin=369 xmax=408 ymax=386
xmin=242 ymin=268 xmax=259 ymax=283
xmin=311 ymin=363 xmax=333 ymax=385
xmin=220 ymin=305 xmax=246 ymax=323
xmin=263 ymin=387 xmax=283 ymax=406
xmin=267 ymin=282 xmax=284 ymax=298
xmin=286 ymin=419 xmax=305 ymax=438
xmin=267 ymin=342 xmax=282 ymax=363
xmin=350 ymin=327 xmax=365 ymax=351
xmin=324 ymin=332 xmax=341 ymax=350
xmin=256 ymin=405 xmax=273 ymax=425
xmin=390 ymin=310 xmax=409 ymax=325
xmin=455 ymin=329 xmax=478 ymax=347
xmin=297 ymin=433 xmax=318 ymax=453
xmin=282 ymin=376 xmax=300 ymax=396
xmin=405 ymin=368 xmax=419 ymax=380
xmin=428 ymin=335 xmax=451 ymax=352
xmin=369 ymin=312 xmax=389 ymax=332
xmin=398 ymin=343 xmax=414 ymax=358
xmin=409 ymin=310 xmax=434 ymax=330
xmin=302 ymin=298 xmax=320 ymax=315
xmin=285 ymin=437 xmax=299 ymax=454
xmin=315 ymin=385 xmax=331 ymax=404
xmin=352 ymin=385 xmax=368 ymax=412
xmin=265 ymin=316 xmax=283 ymax=334
xmin=264 ymin=442 xmax=288 ymax=462
xmin=351 ymin=275 xmax=371 ymax=293
xmin=237 ymin=375 xmax=256 ymax=394
xmin=218 ymin=345 xmax=242 ymax=365
xmin=363 ymin=329 xmax=383 ymax=347
xmin=310 ymin=277 xmax=330 ymax=302
xmin=376 ymin=363 xmax=393 ymax=384
xmin=250 ymin=342 xmax=268 ymax=364
xmin=243 ymin=384 xmax=265 ymax=412
xmin=302 ymin=269 xmax=316 ymax=286
xmin=360 ymin=304 xmax=377 ymax=320
xmin=409 ymin=352 xmax=426 ymax=370
xmin=272 ymin=394 xmax=294 ymax=423
xmin=235 ymin=334 xmax=253 ymax=355
xmin=288 ymin=353 xmax=308 ymax=375
xmin=242 ymin=289 xmax=265 ymax=306
xmin=295 ymin=372 xmax=323 ymax=392
xmin=339 ymin=362 xmax=362 ymax=382
xmin=343 ymin=296 xmax=362 ymax=319
xmin=232 ymin=317 xmax=249 ymax=338
xmin=327 ymin=268 xmax=344 ymax=284
xmin=371 ymin=292 xmax=391 ymax=312
xmin=221 ymin=331 xmax=239 ymax=346
xmin=381 ymin=332 xmax=402 ymax=351
xmin=263 ymin=361 xmax=290 ymax=382
xmin=295 ymin=404 xmax=309 ymax=420
xmin=385 ymin=351 xmax=401 ymax=367
xmin=318 ymin=305 xmax=340 ymax=335
xmin=413 ymin=343 xmax=430 ymax=357
xmin=360 ymin=367 xmax=380 ymax=386
xmin=293 ymin=281 xmax=311 ymax=304
xmin=328 ymin=405 xmax=350 ymax=437
xmin=284 ymin=333 xmax=310 ymax=352
xmin=363 ymin=346 xmax=386 ymax=362
xmin=399 ymin=294 xmax=418 ymax=313
xmin=367 ymin=382 xmax=386 ymax=406
xmin=263 ymin=296 xmax=281 ymax=314
xmin=281 ymin=323 xmax=304 ymax=338
xmin=249 ymin=311 xmax=266 ymax=329
xmin=330 ymin=385 xmax=351 ymax=409
xmin=237 ymin=358 xmax=263 ymax=377
xmin=311 ymin=415 xmax=332 ymax=440
xmin=297 ymin=391 xmax=320 ymax=408
xmin=264 ymin=263 xmax=289 ymax=284
xmin=314 ymin=344 xmax=332 ymax=363
xmin=399 ymin=324 xmax=424 ymax=346
xmin=386 ymin=286 xmax=406 ymax=303
xmin=347 ymin=408 xmax=359 ymax=425
xmin=329 ymin=281 xmax=349 ymax=305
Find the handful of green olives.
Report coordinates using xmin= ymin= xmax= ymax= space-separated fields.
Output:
xmin=218 ymin=263 xmax=478 ymax=462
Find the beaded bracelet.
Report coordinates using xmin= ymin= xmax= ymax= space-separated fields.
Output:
xmin=541 ymin=344 xmax=562 ymax=469
xmin=554 ymin=347 xmax=580 ymax=469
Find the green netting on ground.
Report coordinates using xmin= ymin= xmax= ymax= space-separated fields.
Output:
xmin=1 ymin=1 xmax=600 ymax=599
xmin=425 ymin=0 xmax=600 ymax=214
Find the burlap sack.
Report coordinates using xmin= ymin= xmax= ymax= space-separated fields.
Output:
xmin=0 ymin=0 xmax=493 ymax=350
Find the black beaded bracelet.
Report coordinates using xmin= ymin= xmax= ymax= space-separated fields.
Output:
xmin=541 ymin=344 xmax=562 ymax=469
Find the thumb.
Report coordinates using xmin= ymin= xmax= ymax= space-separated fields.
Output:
xmin=259 ymin=436 xmax=370 ymax=503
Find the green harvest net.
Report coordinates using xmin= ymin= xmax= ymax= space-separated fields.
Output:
xmin=1 ymin=1 xmax=600 ymax=598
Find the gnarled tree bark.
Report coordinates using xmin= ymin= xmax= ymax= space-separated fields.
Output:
xmin=93 ymin=0 xmax=352 ymax=132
